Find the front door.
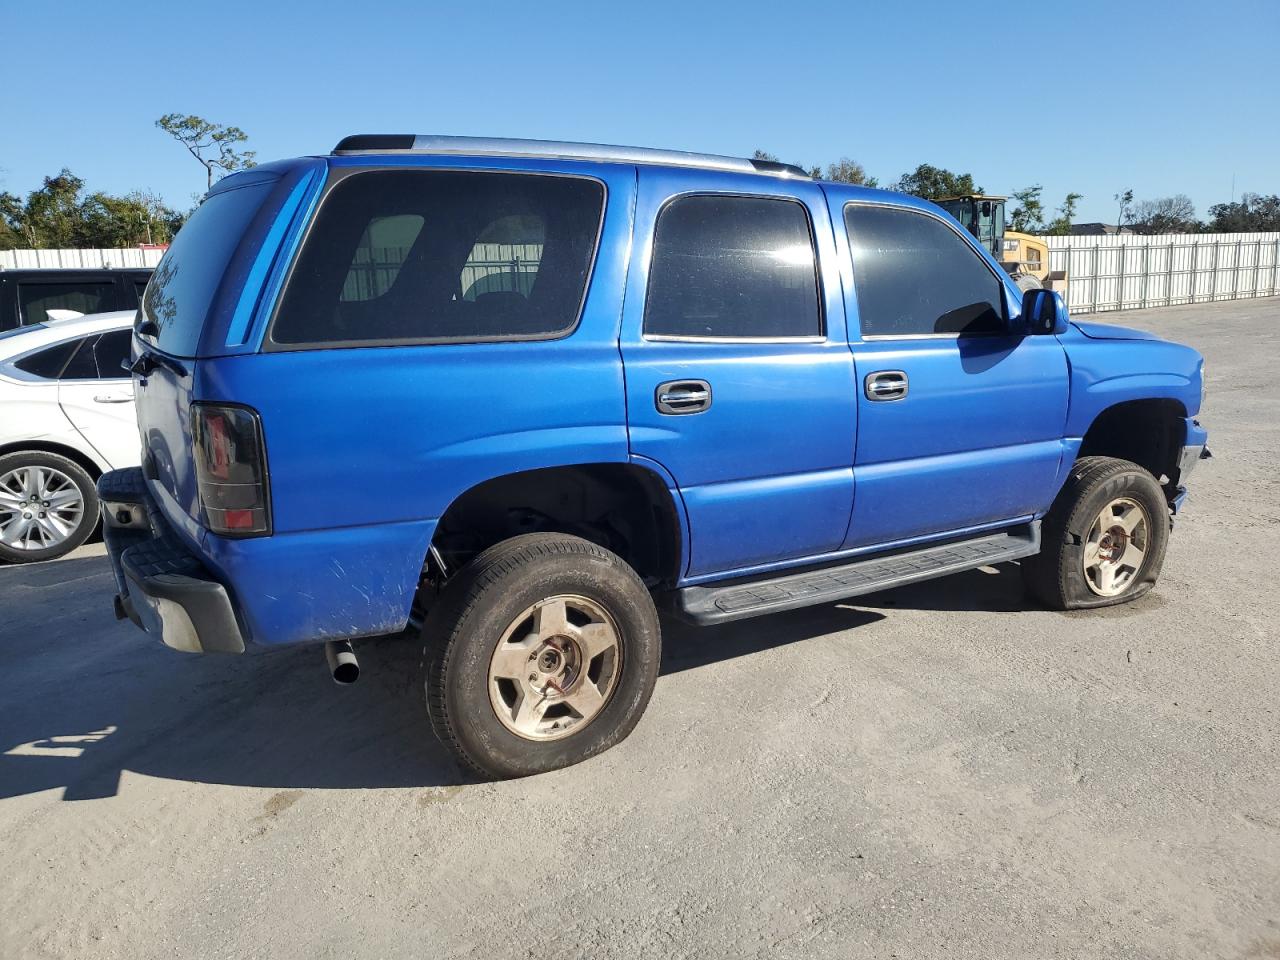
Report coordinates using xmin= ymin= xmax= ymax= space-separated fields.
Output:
xmin=835 ymin=200 xmax=1069 ymax=549
xmin=621 ymin=169 xmax=856 ymax=581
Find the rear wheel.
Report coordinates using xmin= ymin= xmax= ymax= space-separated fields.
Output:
xmin=1022 ymin=456 xmax=1169 ymax=609
xmin=423 ymin=533 xmax=661 ymax=779
xmin=0 ymin=451 xmax=99 ymax=564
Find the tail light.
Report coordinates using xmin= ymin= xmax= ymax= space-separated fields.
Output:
xmin=191 ymin=403 xmax=271 ymax=537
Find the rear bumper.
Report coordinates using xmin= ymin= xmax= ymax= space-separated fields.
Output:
xmin=98 ymin=468 xmax=245 ymax=654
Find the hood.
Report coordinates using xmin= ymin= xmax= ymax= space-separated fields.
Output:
xmin=1071 ymin=319 xmax=1161 ymax=342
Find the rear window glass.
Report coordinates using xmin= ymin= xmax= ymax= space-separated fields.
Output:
xmin=14 ymin=338 xmax=81 ymax=379
xmin=271 ymin=170 xmax=604 ymax=346
xmin=18 ymin=282 xmax=112 ymax=325
xmin=142 ymin=180 xmax=273 ymax=357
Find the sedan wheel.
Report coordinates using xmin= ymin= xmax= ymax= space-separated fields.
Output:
xmin=0 ymin=452 xmax=99 ymax=564
xmin=0 ymin=465 xmax=85 ymax=551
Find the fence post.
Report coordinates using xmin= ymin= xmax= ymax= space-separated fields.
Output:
xmin=1091 ymin=244 xmax=1099 ymax=314
xmin=1274 ymin=239 xmax=1280 ymax=296
xmin=1209 ymin=241 xmax=1219 ymax=301
xmin=1166 ymin=240 xmax=1175 ymax=306
xmin=1190 ymin=242 xmax=1199 ymax=302
xmin=1233 ymin=238 xmax=1243 ymax=299
xmin=1117 ymin=243 xmax=1126 ymax=311
xmin=1139 ymin=243 xmax=1149 ymax=308
xmin=1253 ymin=239 xmax=1262 ymax=297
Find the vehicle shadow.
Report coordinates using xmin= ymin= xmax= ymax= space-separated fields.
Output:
xmin=0 ymin=557 xmax=1026 ymax=801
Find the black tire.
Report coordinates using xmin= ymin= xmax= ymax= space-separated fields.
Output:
xmin=1014 ymin=273 xmax=1043 ymax=292
xmin=1022 ymin=456 xmax=1170 ymax=610
xmin=423 ymin=533 xmax=661 ymax=779
xmin=0 ymin=450 xmax=99 ymax=564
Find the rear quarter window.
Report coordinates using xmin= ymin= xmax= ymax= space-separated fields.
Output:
xmin=270 ymin=169 xmax=604 ymax=347
xmin=142 ymin=180 xmax=274 ymax=357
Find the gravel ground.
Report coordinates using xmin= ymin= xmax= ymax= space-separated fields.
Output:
xmin=1 ymin=298 xmax=1277 ymax=960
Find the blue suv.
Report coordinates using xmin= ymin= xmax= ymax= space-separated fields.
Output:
xmin=99 ymin=135 xmax=1209 ymax=778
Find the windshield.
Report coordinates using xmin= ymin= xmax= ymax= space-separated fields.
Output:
xmin=141 ymin=179 xmax=274 ymax=357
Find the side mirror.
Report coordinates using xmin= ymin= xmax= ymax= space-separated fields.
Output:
xmin=1021 ymin=288 xmax=1069 ymax=336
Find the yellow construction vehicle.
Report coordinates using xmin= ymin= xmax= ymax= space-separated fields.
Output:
xmin=935 ymin=195 xmax=1065 ymax=293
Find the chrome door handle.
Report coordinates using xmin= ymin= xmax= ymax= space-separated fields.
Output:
xmin=864 ymin=370 xmax=908 ymax=401
xmin=655 ymin=379 xmax=712 ymax=415
xmin=93 ymin=394 xmax=134 ymax=404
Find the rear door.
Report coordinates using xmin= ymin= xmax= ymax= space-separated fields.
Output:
xmin=621 ymin=169 xmax=856 ymax=581
xmin=56 ymin=329 xmax=138 ymax=468
xmin=835 ymin=200 xmax=1068 ymax=548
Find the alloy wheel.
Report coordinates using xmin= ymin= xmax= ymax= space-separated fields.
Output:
xmin=0 ymin=465 xmax=86 ymax=552
xmin=1082 ymin=496 xmax=1150 ymax=597
xmin=487 ymin=594 xmax=623 ymax=741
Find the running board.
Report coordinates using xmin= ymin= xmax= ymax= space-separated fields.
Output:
xmin=674 ymin=522 xmax=1040 ymax=625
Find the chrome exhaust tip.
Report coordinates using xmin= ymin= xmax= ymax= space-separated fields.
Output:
xmin=324 ymin=640 xmax=360 ymax=685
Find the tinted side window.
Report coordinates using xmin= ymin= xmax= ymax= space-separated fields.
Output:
xmin=60 ymin=337 xmax=100 ymax=380
xmin=272 ymin=170 xmax=604 ymax=345
xmin=18 ymin=283 xmax=113 ymax=325
xmin=13 ymin=339 xmax=82 ymax=379
xmin=844 ymin=205 xmax=1006 ymax=337
xmin=644 ymin=195 xmax=821 ymax=339
xmin=93 ymin=330 xmax=132 ymax=378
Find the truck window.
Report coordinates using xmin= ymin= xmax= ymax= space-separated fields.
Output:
xmin=644 ymin=195 xmax=820 ymax=339
xmin=271 ymin=170 xmax=604 ymax=346
xmin=845 ymin=204 xmax=1005 ymax=337
xmin=18 ymin=282 xmax=113 ymax=325
xmin=142 ymin=179 xmax=276 ymax=358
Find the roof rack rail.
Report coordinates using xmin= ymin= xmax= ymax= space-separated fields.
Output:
xmin=331 ymin=135 xmax=811 ymax=179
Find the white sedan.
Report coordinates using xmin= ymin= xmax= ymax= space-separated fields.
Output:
xmin=0 ymin=311 xmax=139 ymax=562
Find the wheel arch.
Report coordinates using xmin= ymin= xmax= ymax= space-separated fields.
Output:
xmin=0 ymin=440 xmax=108 ymax=480
xmin=1076 ymin=397 xmax=1188 ymax=490
xmin=430 ymin=461 xmax=686 ymax=587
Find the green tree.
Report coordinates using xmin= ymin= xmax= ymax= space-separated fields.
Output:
xmin=1009 ymin=184 xmax=1045 ymax=232
xmin=1114 ymin=188 xmax=1135 ymax=232
xmin=13 ymin=170 xmax=87 ymax=247
xmin=0 ymin=170 xmax=186 ymax=250
xmin=0 ymin=191 xmax=24 ymax=249
xmin=893 ymin=163 xmax=981 ymax=200
xmin=157 ymin=113 xmax=256 ymax=190
xmin=753 ymin=149 xmax=877 ymax=185
xmin=1206 ymin=193 xmax=1280 ymax=232
xmin=1046 ymin=192 xmax=1084 ymax=235
xmin=823 ymin=157 xmax=877 ymax=187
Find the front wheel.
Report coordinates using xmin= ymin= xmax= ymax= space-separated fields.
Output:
xmin=1022 ymin=456 xmax=1170 ymax=610
xmin=422 ymin=533 xmax=661 ymax=779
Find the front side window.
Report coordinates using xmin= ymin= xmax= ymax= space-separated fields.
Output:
xmin=272 ymin=170 xmax=604 ymax=346
xmin=644 ymin=195 xmax=821 ymax=339
xmin=845 ymin=204 xmax=1006 ymax=337
xmin=18 ymin=282 xmax=113 ymax=325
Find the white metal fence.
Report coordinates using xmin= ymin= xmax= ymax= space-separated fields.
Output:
xmin=0 ymin=247 xmax=167 ymax=270
xmin=1044 ymin=232 xmax=1280 ymax=314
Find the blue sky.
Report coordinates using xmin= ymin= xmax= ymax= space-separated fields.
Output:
xmin=1 ymin=0 xmax=1276 ymax=224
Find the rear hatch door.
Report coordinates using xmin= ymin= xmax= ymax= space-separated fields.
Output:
xmin=132 ymin=161 xmax=321 ymax=542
